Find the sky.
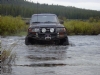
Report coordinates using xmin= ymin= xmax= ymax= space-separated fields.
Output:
xmin=27 ymin=0 xmax=100 ymax=11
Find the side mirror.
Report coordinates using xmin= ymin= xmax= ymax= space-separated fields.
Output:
xmin=26 ymin=21 xmax=30 ymax=25
xmin=60 ymin=20 xmax=64 ymax=24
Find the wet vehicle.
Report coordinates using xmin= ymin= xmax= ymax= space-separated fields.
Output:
xmin=25 ymin=13 xmax=69 ymax=45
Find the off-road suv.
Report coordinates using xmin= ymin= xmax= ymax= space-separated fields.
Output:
xmin=25 ymin=13 xmax=69 ymax=45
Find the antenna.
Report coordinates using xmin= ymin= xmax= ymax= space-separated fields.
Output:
xmin=37 ymin=1 xmax=38 ymax=22
xmin=37 ymin=1 xmax=38 ymax=14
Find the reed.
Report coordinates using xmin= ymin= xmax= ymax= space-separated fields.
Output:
xmin=0 ymin=15 xmax=27 ymax=36
xmin=0 ymin=41 xmax=17 ymax=65
xmin=64 ymin=20 xmax=100 ymax=35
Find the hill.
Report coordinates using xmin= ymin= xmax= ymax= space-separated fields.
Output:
xmin=0 ymin=0 xmax=100 ymax=19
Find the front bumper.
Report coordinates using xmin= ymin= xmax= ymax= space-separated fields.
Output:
xmin=27 ymin=32 xmax=67 ymax=41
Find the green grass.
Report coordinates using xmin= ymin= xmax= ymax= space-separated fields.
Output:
xmin=0 ymin=15 xmax=28 ymax=36
xmin=13 ymin=31 xmax=27 ymax=36
xmin=0 ymin=15 xmax=100 ymax=35
xmin=64 ymin=20 xmax=100 ymax=35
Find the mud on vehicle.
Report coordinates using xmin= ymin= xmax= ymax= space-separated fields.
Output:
xmin=25 ymin=13 xmax=69 ymax=45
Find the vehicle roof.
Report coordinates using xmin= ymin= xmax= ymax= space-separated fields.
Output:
xmin=32 ymin=13 xmax=57 ymax=16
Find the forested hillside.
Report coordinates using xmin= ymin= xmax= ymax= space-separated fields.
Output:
xmin=0 ymin=0 xmax=100 ymax=19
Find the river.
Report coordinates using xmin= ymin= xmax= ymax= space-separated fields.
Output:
xmin=1 ymin=35 xmax=100 ymax=75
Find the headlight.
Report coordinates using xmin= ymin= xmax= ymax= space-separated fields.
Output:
xmin=56 ymin=28 xmax=66 ymax=32
xmin=29 ymin=28 xmax=40 ymax=32
xmin=50 ymin=28 xmax=54 ymax=33
xmin=28 ymin=28 xmax=32 ymax=32
xmin=42 ymin=28 xmax=46 ymax=33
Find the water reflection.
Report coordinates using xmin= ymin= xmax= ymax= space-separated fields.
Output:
xmin=26 ymin=45 xmax=68 ymax=67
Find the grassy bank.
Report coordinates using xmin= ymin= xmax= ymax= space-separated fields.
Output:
xmin=0 ymin=15 xmax=100 ymax=36
xmin=0 ymin=15 xmax=28 ymax=36
xmin=64 ymin=20 xmax=100 ymax=35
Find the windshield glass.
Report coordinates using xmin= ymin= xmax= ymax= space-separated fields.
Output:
xmin=30 ymin=15 xmax=59 ymax=24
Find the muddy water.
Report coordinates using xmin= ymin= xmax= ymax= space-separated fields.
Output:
xmin=1 ymin=35 xmax=100 ymax=75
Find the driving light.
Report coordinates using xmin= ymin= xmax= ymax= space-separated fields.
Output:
xmin=42 ymin=28 xmax=46 ymax=33
xmin=50 ymin=28 xmax=54 ymax=33
xmin=34 ymin=28 xmax=39 ymax=32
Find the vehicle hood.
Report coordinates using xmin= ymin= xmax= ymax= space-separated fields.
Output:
xmin=30 ymin=23 xmax=64 ymax=28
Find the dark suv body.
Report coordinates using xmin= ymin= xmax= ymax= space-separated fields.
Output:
xmin=25 ymin=13 xmax=69 ymax=45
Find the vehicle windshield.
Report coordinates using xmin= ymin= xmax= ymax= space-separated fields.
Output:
xmin=30 ymin=15 xmax=59 ymax=24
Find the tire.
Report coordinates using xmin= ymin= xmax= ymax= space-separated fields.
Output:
xmin=25 ymin=37 xmax=31 ymax=45
xmin=63 ymin=37 xmax=69 ymax=45
xmin=59 ymin=37 xmax=69 ymax=46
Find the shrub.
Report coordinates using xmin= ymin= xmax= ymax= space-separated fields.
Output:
xmin=64 ymin=20 xmax=100 ymax=35
xmin=0 ymin=16 xmax=27 ymax=36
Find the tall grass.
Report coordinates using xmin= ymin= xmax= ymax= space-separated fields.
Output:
xmin=1 ymin=15 xmax=100 ymax=35
xmin=0 ymin=41 xmax=17 ymax=65
xmin=0 ymin=15 xmax=27 ymax=36
xmin=64 ymin=20 xmax=100 ymax=35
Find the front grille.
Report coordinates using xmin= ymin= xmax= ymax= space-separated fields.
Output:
xmin=38 ymin=33 xmax=57 ymax=39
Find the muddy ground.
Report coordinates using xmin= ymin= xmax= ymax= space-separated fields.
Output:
xmin=1 ymin=35 xmax=100 ymax=75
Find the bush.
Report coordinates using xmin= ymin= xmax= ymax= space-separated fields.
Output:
xmin=64 ymin=20 xmax=100 ymax=35
xmin=0 ymin=15 xmax=27 ymax=36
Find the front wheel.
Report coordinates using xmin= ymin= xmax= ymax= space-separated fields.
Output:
xmin=25 ymin=37 xmax=31 ymax=45
xmin=59 ymin=37 xmax=69 ymax=46
xmin=63 ymin=37 xmax=69 ymax=45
